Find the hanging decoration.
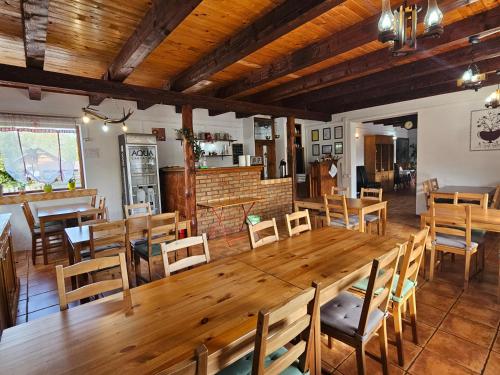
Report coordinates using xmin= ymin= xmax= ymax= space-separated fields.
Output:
xmin=81 ymin=106 xmax=133 ymax=132
xmin=485 ymin=85 xmax=500 ymax=109
xmin=378 ymin=0 xmax=444 ymax=56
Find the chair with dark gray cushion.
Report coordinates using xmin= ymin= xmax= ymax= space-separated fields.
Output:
xmin=323 ymin=194 xmax=359 ymax=231
xmin=360 ymin=188 xmax=383 ymax=235
xmin=321 ymin=245 xmax=402 ymax=375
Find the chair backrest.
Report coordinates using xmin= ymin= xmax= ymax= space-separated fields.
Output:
xmin=21 ymin=201 xmax=36 ymax=232
xmin=248 ymin=218 xmax=279 ymax=249
xmin=357 ymin=245 xmax=402 ymax=337
xmin=393 ymin=227 xmax=429 ymax=300
xmin=77 ymin=207 xmax=108 ymax=227
xmin=430 ymin=202 xmax=472 ymax=249
xmin=331 ymin=186 xmax=349 ymax=196
xmin=55 ymin=253 xmax=129 ymax=310
xmin=159 ymin=344 xmax=208 ymax=375
xmin=323 ymin=194 xmax=349 ymax=227
xmin=90 ymin=195 xmax=97 ymax=207
xmin=89 ymin=220 xmax=127 ymax=258
xmin=360 ymin=188 xmax=383 ymax=202
xmin=422 ymin=180 xmax=431 ymax=197
xmin=251 ymin=283 xmax=320 ymax=375
xmin=429 ymin=178 xmax=439 ymax=191
xmin=161 ymin=234 xmax=210 ymax=276
xmin=146 ymin=212 xmax=178 ymax=257
xmin=124 ymin=203 xmax=152 ymax=218
xmin=285 ymin=209 xmax=311 ymax=237
xmin=492 ymin=185 xmax=500 ymax=209
xmin=454 ymin=192 xmax=489 ymax=210
xmin=429 ymin=191 xmax=457 ymax=205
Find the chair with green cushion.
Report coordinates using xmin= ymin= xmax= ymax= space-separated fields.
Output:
xmin=352 ymin=227 xmax=429 ymax=366
xmin=323 ymin=194 xmax=359 ymax=231
xmin=218 ymin=283 xmax=320 ymax=375
xmin=321 ymin=245 xmax=402 ymax=375
xmin=133 ymin=212 xmax=178 ymax=284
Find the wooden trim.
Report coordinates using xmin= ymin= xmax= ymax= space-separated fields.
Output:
xmin=0 ymin=188 xmax=97 ymax=205
xmin=75 ymin=125 xmax=86 ymax=188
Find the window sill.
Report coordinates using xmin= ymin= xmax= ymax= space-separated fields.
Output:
xmin=0 ymin=188 xmax=97 ymax=205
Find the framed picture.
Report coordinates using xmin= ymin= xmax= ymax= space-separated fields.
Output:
xmin=322 ymin=144 xmax=332 ymax=154
xmin=334 ymin=126 xmax=343 ymax=139
xmin=323 ymin=127 xmax=331 ymax=140
xmin=151 ymin=127 xmax=166 ymax=141
xmin=312 ymin=144 xmax=320 ymax=156
xmin=334 ymin=142 xmax=343 ymax=155
xmin=311 ymin=129 xmax=320 ymax=142
xmin=470 ymin=108 xmax=500 ymax=151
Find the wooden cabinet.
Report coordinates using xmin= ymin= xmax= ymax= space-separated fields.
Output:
xmin=308 ymin=160 xmax=337 ymax=197
xmin=364 ymin=135 xmax=394 ymax=192
xmin=0 ymin=214 xmax=19 ymax=337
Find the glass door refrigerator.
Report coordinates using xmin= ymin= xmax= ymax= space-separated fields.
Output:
xmin=119 ymin=134 xmax=161 ymax=215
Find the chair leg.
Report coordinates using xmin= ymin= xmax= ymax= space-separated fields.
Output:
xmin=328 ymin=336 xmax=333 ymax=349
xmin=378 ymin=319 xmax=389 ymax=375
xmin=147 ymin=259 xmax=154 ymax=282
xmin=464 ymin=251 xmax=471 ymax=290
xmin=393 ymin=302 xmax=405 ymax=366
xmin=429 ymin=246 xmax=436 ymax=281
xmin=355 ymin=345 xmax=366 ymax=375
xmin=31 ymin=235 xmax=37 ymax=265
xmin=134 ymin=253 xmax=142 ymax=285
xmin=409 ymin=290 xmax=419 ymax=345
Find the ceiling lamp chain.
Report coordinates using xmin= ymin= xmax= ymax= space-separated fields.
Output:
xmin=378 ymin=0 xmax=444 ymax=56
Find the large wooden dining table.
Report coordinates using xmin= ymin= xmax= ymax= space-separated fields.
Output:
xmin=0 ymin=227 xmax=401 ymax=374
xmin=294 ymin=196 xmax=388 ymax=234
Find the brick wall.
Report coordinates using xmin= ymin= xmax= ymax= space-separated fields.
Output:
xmin=196 ymin=169 xmax=292 ymax=237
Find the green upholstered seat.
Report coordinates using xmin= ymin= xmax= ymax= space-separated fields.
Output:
xmin=352 ymin=274 xmax=416 ymax=303
xmin=217 ymin=347 xmax=308 ymax=375
xmin=133 ymin=242 xmax=162 ymax=258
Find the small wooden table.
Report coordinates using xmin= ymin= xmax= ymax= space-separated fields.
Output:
xmin=197 ymin=197 xmax=263 ymax=240
xmin=294 ymin=197 xmax=388 ymax=234
xmin=37 ymin=203 xmax=94 ymax=264
xmin=436 ymin=185 xmax=496 ymax=196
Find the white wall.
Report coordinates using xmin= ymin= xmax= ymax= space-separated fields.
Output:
xmin=335 ymin=84 xmax=500 ymax=213
xmin=0 ymin=87 xmax=246 ymax=251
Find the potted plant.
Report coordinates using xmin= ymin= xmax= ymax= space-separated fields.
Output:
xmin=176 ymin=128 xmax=205 ymax=167
xmin=67 ymin=177 xmax=76 ymax=191
xmin=43 ymin=183 xmax=53 ymax=193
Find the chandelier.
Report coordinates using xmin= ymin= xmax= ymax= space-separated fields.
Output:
xmin=378 ymin=0 xmax=444 ymax=56
xmin=82 ymin=106 xmax=134 ymax=132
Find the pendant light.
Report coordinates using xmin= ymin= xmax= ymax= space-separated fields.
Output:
xmin=423 ymin=0 xmax=444 ymax=38
xmin=458 ymin=64 xmax=484 ymax=91
xmin=485 ymin=86 xmax=500 ymax=109
xmin=378 ymin=0 xmax=396 ymax=43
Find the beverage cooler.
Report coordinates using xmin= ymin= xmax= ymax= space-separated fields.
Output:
xmin=119 ymin=134 xmax=161 ymax=215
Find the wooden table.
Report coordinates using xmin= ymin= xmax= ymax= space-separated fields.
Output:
xmin=436 ymin=185 xmax=496 ymax=196
xmin=37 ymin=203 xmax=94 ymax=264
xmin=197 ymin=197 xmax=263 ymax=241
xmin=0 ymin=227 xmax=401 ymax=374
xmin=294 ymin=197 xmax=388 ymax=234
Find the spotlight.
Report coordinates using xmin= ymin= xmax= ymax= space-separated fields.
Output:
xmin=82 ymin=115 xmax=90 ymax=124
xmin=102 ymin=124 xmax=109 ymax=132
xmin=122 ymin=123 xmax=128 ymax=132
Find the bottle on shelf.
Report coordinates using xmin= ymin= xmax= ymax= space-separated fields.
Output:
xmin=137 ymin=186 xmax=146 ymax=203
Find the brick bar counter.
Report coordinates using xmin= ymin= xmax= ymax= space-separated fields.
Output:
xmin=160 ymin=166 xmax=292 ymax=236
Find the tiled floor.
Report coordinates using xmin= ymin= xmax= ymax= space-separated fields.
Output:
xmin=13 ymin=188 xmax=500 ymax=374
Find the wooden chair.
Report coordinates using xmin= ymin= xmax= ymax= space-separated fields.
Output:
xmin=21 ymin=202 xmax=64 ymax=265
xmin=429 ymin=203 xmax=480 ymax=289
xmin=321 ymin=247 xmax=401 ymax=375
xmin=323 ymin=194 xmax=359 ymax=230
xmin=491 ymin=185 xmax=500 ymax=209
xmin=89 ymin=220 xmax=127 ymax=259
xmin=248 ymin=218 xmax=279 ymax=249
xmin=159 ymin=344 xmax=208 ymax=375
xmin=161 ymin=234 xmax=210 ymax=276
xmin=285 ymin=209 xmax=311 ymax=237
xmin=429 ymin=178 xmax=439 ymax=191
xmin=124 ymin=203 xmax=152 ymax=218
xmin=429 ymin=191 xmax=457 ymax=205
xmin=134 ymin=212 xmax=178 ymax=283
xmin=454 ymin=192 xmax=489 ymax=210
xmin=422 ymin=180 xmax=432 ymax=208
xmin=77 ymin=207 xmax=108 ymax=227
xmin=331 ymin=186 xmax=349 ymax=196
xmin=97 ymin=197 xmax=106 ymax=219
xmin=90 ymin=195 xmax=97 ymax=207
xmin=219 ymin=283 xmax=320 ymax=375
xmin=55 ymin=253 xmax=129 ymax=311
xmin=353 ymin=228 xmax=429 ymax=366
xmin=360 ymin=188 xmax=383 ymax=235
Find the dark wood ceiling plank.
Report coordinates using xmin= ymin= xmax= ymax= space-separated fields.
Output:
xmin=215 ymin=0 xmax=480 ymax=99
xmin=312 ymin=56 xmax=500 ymax=113
xmin=170 ymin=0 xmax=347 ymax=92
xmin=0 ymin=64 xmax=330 ymax=121
xmin=21 ymin=0 xmax=49 ymax=69
xmin=105 ymin=0 xmax=202 ymax=82
xmin=27 ymin=86 xmax=41 ymax=100
xmin=89 ymin=95 xmax=106 ymax=106
xmin=284 ymin=36 xmax=500 ymax=107
xmin=137 ymin=102 xmax=155 ymax=111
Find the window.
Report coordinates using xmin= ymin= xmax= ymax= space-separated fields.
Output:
xmin=0 ymin=125 xmax=84 ymax=193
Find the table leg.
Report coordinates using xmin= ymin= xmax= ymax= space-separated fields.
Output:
xmin=239 ymin=202 xmax=256 ymax=232
xmin=40 ymin=218 xmax=48 ymax=265
xmin=65 ymin=236 xmax=77 ymax=290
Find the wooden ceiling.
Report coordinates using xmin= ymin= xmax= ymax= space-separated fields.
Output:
xmin=0 ymin=0 xmax=498 ymax=117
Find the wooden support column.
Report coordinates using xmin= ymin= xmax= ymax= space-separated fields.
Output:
xmin=182 ymin=104 xmax=197 ymax=234
xmin=287 ymin=116 xmax=296 ymax=203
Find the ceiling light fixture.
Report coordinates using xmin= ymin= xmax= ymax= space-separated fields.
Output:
xmin=423 ymin=0 xmax=444 ymax=37
xmin=458 ymin=64 xmax=485 ymax=91
xmin=485 ymin=71 xmax=500 ymax=109
xmin=81 ymin=106 xmax=134 ymax=132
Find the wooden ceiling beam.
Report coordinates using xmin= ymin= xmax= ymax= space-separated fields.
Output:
xmin=284 ymin=36 xmax=500 ymax=107
xmin=170 ymin=0 xmax=347 ymax=92
xmin=88 ymin=95 xmax=106 ymax=106
xmin=27 ymin=86 xmax=41 ymax=101
xmin=0 ymin=64 xmax=330 ymax=121
xmin=137 ymin=102 xmax=155 ymax=111
xmin=21 ymin=0 xmax=49 ymax=69
xmin=215 ymin=0 xmax=479 ymax=99
xmin=208 ymin=110 xmax=227 ymax=117
xmin=105 ymin=0 xmax=202 ymax=82
xmin=311 ymin=56 xmax=500 ymax=113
